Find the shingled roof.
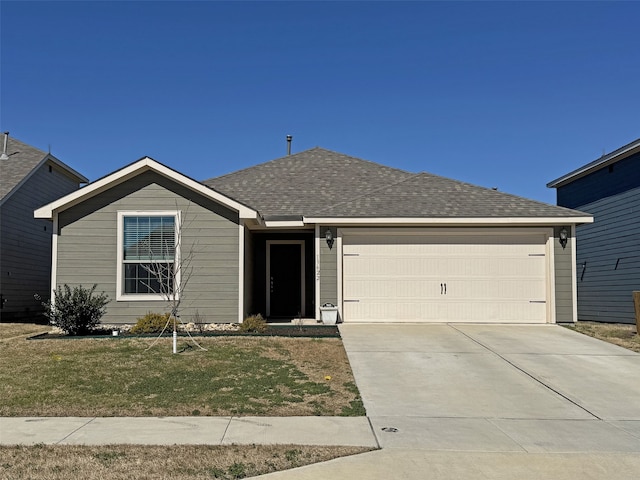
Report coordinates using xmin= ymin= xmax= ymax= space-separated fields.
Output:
xmin=204 ymin=147 xmax=588 ymax=219
xmin=0 ymin=135 xmax=87 ymax=202
xmin=315 ymin=172 xmax=588 ymax=218
xmin=204 ymin=147 xmax=413 ymax=219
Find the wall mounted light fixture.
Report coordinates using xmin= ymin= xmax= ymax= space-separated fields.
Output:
xmin=325 ymin=228 xmax=334 ymax=249
xmin=559 ymin=227 xmax=568 ymax=249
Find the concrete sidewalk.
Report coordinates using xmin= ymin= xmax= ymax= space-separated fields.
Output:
xmin=0 ymin=416 xmax=378 ymax=447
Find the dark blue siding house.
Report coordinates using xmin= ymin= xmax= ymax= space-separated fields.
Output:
xmin=548 ymin=138 xmax=640 ymax=324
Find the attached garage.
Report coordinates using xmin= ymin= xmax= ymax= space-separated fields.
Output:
xmin=339 ymin=229 xmax=552 ymax=323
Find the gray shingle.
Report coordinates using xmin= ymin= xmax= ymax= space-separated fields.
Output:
xmin=0 ymin=137 xmax=48 ymax=200
xmin=316 ymin=172 xmax=589 ymax=218
xmin=206 ymin=147 xmax=589 ymax=219
xmin=204 ymin=147 xmax=413 ymax=218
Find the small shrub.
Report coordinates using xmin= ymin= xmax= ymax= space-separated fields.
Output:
xmin=192 ymin=309 xmax=206 ymax=334
xmin=42 ymin=284 xmax=110 ymax=335
xmin=239 ymin=314 xmax=267 ymax=333
xmin=131 ymin=312 xmax=172 ymax=334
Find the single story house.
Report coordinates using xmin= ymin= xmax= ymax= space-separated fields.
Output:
xmin=35 ymin=147 xmax=592 ymax=325
xmin=548 ymin=138 xmax=640 ymax=324
xmin=1 ymin=133 xmax=88 ymax=321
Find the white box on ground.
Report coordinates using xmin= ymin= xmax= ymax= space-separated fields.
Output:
xmin=320 ymin=305 xmax=339 ymax=325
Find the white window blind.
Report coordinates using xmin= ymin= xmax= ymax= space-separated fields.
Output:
xmin=123 ymin=216 xmax=175 ymax=261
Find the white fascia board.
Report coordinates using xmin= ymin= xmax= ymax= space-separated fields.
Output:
xmin=263 ymin=220 xmax=306 ymax=228
xmin=35 ymin=157 xmax=259 ymax=220
xmin=304 ymin=216 xmax=594 ymax=226
xmin=547 ymin=139 xmax=640 ymax=188
xmin=149 ymin=161 xmax=258 ymax=219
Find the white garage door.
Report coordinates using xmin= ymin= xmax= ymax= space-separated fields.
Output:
xmin=342 ymin=232 xmax=549 ymax=323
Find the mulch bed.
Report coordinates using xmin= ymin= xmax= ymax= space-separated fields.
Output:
xmin=28 ymin=324 xmax=340 ymax=340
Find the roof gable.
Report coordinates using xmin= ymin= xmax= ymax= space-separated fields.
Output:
xmin=35 ymin=157 xmax=258 ymax=220
xmin=0 ymin=136 xmax=87 ymax=203
xmin=547 ymin=137 xmax=640 ymax=188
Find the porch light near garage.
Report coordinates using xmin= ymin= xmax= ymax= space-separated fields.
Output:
xmin=559 ymin=227 xmax=569 ymax=249
xmin=325 ymin=228 xmax=334 ymax=249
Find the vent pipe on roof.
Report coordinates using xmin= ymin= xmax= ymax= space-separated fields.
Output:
xmin=0 ymin=132 xmax=9 ymax=161
xmin=286 ymin=135 xmax=292 ymax=155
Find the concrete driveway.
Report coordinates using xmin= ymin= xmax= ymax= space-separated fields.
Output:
xmin=340 ymin=324 xmax=640 ymax=453
xmin=258 ymin=324 xmax=640 ymax=479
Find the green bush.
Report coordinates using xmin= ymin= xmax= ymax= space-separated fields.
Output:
xmin=131 ymin=312 xmax=172 ymax=334
xmin=43 ymin=284 xmax=110 ymax=335
xmin=239 ymin=314 xmax=267 ymax=333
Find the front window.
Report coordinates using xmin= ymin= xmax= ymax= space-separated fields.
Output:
xmin=117 ymin=212 xmax=179 ymax=300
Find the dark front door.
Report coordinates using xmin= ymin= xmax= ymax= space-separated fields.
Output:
xmin=268 ymin=243 xmax=302 ymax=317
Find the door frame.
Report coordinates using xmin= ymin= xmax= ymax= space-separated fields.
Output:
xmin=266 ymin=240 xmax=306 ymax=317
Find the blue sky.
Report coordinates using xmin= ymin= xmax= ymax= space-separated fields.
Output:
xmin=1 ymin=1 xmax=638 ymax=204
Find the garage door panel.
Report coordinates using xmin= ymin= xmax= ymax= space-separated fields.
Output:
xmin=342 ymin=233 xmax=549 ymax=323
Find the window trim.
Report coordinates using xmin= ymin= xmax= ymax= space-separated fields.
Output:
xmin=116 ymin=210 xmax=181 ymax=301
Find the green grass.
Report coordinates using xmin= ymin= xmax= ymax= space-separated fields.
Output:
xmin=0 ymin=335 xmax=363 ymax=417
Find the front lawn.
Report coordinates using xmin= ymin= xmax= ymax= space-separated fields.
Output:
xmin=0 ymin=333 xmax=364 ymax=417
xmin=0 ymin=323 xmax=50 ymax=340
xmin=0 ymin=444 xmax=373 ymax=480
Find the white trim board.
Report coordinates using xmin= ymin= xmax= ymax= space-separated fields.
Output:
xmin=115 ymin=210 xmax=181 ymax=302
xmin=306 ymin=217 xmax=593 ymax=225
xmin=338 ymin=227 xmax=555 ymax=324
xmin=35 ymin=157 xmax=259 ymax=220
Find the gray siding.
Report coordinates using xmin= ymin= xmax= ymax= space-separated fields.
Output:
xmin=319 ymin=226 xmax=338 ymax=309
xmin=56 ymin=171 xmax=240 ymax=324
xmin=553 ymin=226 xmax=575 ymax=323
xmin=0 ymin=163 xmax=80 ymax=320
xmin=574 ymin=187 xmax=640 ymax=324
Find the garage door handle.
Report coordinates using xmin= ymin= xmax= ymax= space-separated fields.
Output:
xmin=441 ymin=283 xmax=447 ymax=295
xmin=344 ymin=299 xmax=360 ymax=303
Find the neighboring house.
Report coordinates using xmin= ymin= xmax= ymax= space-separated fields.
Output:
xmin=35 ymin=148 xmax=592 ymax=325
xmin=548 ymin=138 xmax=640 ymax=324
xmin=0 ymin=133 xmax=88 ymax=321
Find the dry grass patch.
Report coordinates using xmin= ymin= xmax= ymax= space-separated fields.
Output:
xmin=0 ymin=323 xmax=51 ymax=341
xmin=0 ymin=334 xmax=364 ymax=417
xmin=565 ymin=321 xmax=640 ymax=353
xmin=0 ymin=444 xmax=373 ymax=480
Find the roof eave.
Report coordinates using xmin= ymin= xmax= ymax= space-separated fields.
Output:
xmin=303 ymin=216 xmax=594 ymax=226
xmin=35 ymin=157 xmax=259 ymax=220
xmin=46 ymin=154 xmax=89 ymax=184
xmin=1 ymin=154 xmax=88 ymax=206
xmin=547 ymin=138 xmax=640 ymax=188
